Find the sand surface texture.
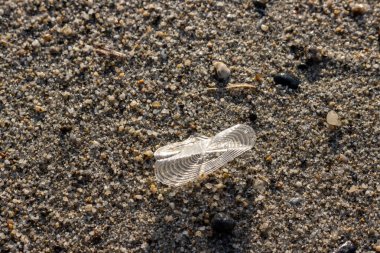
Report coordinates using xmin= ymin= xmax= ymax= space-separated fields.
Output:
xmin=0 ymin=1 xmax=379 ymax=252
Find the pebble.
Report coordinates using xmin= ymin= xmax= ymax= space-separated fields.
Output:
xmin=273 ymin=73 xmax=301 ymax=89
xmin=151 ymin=101 xmax=161 ymax=109
xmin=129 ymin=100 xmax=139 ymax=108
xmin=143 ymin=150 xmax=154 ymax=159
xmin=249 ymin=113 xmax=257 ymax=123
xmin=164 ymin=215 xmax=174 ymax=222
xmin=184 ymin=59 xmax=191 ymax=67
xmin=213 ymin=61 xmax=231 ymax=81
xmin=31 ymin=39 xmax=41 ymax=48
xmin=84 ymin=204 xmax=93 ymax=213
xmin=350 ymin=4 xmax=370 ymax=16
xmin=260 ymin=24 xmax=269 ymax=32
xmin=210 ymin=213 xmax=236 ymax=234
xmin=61 ymin=25 xmax=74 ymax=36
xmin=326 ymin=110 xmax=342 ymax=127
xmin=338 ymin=154 xmax=348 ymax=163
xmin=289 ymin=197 xmax=303 ymax=206
xmin=333 ymin=241 xmax=356 ymax=253
xmin=374 ymin=245 xmax=380 ymax=252
xmin=134 ymin=195 xmax=143 ymax=200
xmin=149 ymin=184 xmax=157 ymax=194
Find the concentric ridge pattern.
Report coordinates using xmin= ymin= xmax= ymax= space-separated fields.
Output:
xmin=154 ymin=124 xmax=255 ymax=186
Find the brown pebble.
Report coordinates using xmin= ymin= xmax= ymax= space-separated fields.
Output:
xmin=150 ymin=184 xmax=157 ymax=194
xmin=151 ymin=101 xmax=161 ymax=109
xmin=42 ymin=33 xmax=53 ymax=42
xmin=338 ymin=154 xmax=348 ymax=163
xmin=143 ymin=150 xmax=154 ymax=159
xmin=326 ymin=110 xmax=342 ymax=127
xmin=350 ymin=3 xmax=370 ymax=15
xmin=61 ymin=25 xmax=74 ymax=36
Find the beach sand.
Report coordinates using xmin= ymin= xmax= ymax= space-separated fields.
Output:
xmin=0 ymin=1 xmax=379 ymax=252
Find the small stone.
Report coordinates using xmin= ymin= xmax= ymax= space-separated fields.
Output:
xmin=143 ymin=150 xmax=154 ymax=158
xmin=347 ymin=185 xmax=360 ymax=193
xmin=84 ymin=204 xmax=93 ymax=212
xmin=169 ymin=84 xmax=177 ymax=91
xmin=338 ymin=154 xmax=348 ymax=163
xmin=195 ymin=231 xmax=202 ymax=237
xmin=334 ymin=241 xmax=356 ymax=253
xmin=289 ymin=197 xmax=303 ymax=206
xmin=8 ymin=210 xmax=15 ymax=218
xmin=31 ymin=39 xmax=41 ymax=48
xmin=211 ymin=213 xmax=236 ymax=234
xmin=150 ymin=184 xmax=157 ymax=194
xmin=107 ymin=95 xmax=115 ymax=103
xmin=130 ymin=100 xmax=139 ymax=108
xmin=184 ymin=59 xmax=191 ymax=66
xmin=34 ymin=105 xmax=46 ymax=112
xmin=374 ymin=245 xmax=380 ymax=252
xmin=134 ymin=194 xmax=143 ymax=200
xmin=259 ymin=222 xmax=269 ymax=234
xmin=7 ymin=219 xmax=14 ymax=230
xmin=61 ymin=25 xmax=74 ymax=36
xmin=117 ymin=125 xmax=125 ymax=132
xmin=226 ymin=14 xmax=236 ymax=21
xmin=350 ymin=3 xmax=369 ymax=16
xmin=249 ymin=113 xmax=257 ymax=122
xmin=151 ymin=101 xmax=161 ymax=109
xmin=164 ymin=215 xmax=174 ymax=222
xmin=134 ymin=155 xmax=143 ymax=162
xmin=213 ymin=61 xmax=231 ymax=81
xmin=327 ymin=110 xmax=342 ymax=127
xmin=273 ymin=73 xmax=301 ymax=89
xmin=215 ymin=183 xmax=224 ymax=189
xmin=260 ymin=24 xmax=269 ymax=32
xmin=42 ymin=34 xmax=53 ymax=42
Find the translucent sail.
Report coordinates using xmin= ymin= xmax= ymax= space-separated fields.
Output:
xmin=154 ymin=124 xmax=255 ymax=186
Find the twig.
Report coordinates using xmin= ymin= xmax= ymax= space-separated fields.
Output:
xmin=92 ymin=47 xmax=127 ymax=59
xmin=226 ymin=83 xmax=256 ymax=90
xmin=205 ymin=83 xmax=256 ymax=92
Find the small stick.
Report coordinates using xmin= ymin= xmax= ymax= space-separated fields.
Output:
xmin=92 ymin=47 xmax=127 ymax=59
xmin=205 ymin=83 xmax=256 ymax=92
xmin=226 ymin=83 xmax=256 ymax=90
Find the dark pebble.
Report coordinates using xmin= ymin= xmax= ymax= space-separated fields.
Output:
xmin=253 ymin=1 xmax=266 ymax=16
xmin=334 ymin=241 xmax=356 ymax=253
xmin=249 ymin=113 xmax=257 ymax=123
xmin=273 ymin=73 xmax=301 ymax=89
xmin=211 ymin=213 xmax=236 ymax=234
